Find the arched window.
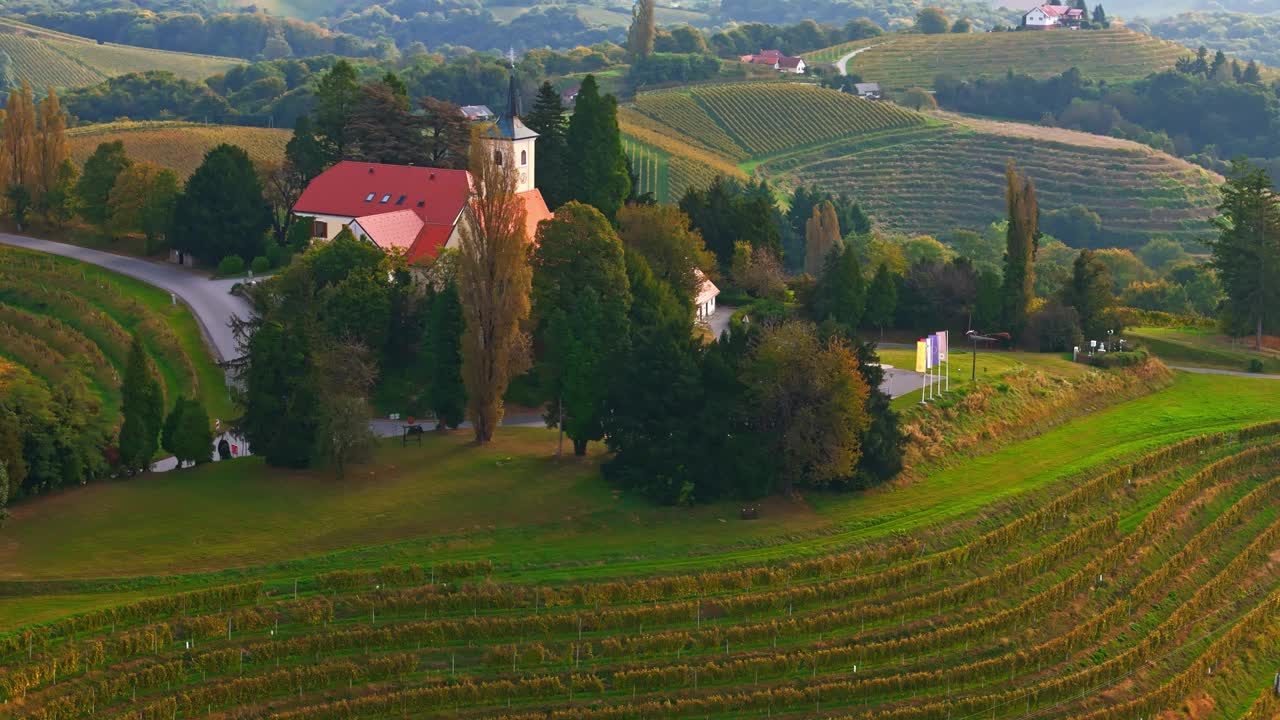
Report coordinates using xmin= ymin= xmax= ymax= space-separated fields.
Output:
xmin=494 ymin=150 xmax=503 ymax=166
xmin=520 ymin=150 xmax=528 ymax=166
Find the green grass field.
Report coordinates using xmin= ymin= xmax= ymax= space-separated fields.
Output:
xmin=0 ymin=245 xmax=232 ymax=430
xmin=0 ymin=18 xmax=241 ymax=88
xmin=1 ymin=369 xmax=1278 ymax=717
xmin=831 ymin=27 xmax=1189 ymax=90
xmin=1130 ymin=326 xmax=1280 ymax=374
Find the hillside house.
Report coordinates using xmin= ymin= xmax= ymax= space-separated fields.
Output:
xmin=740 ymin=49 xmax=806 ymax=74
xmin=853 ymin=82 xmax=882 ymax=99
xmin=560 ymin=83 xmax=581 ymax=106
xmin=694 ymin=269 xmax=719 ymax=321
xmin=1022 ymin=4 xmax=1085 ymax=28
xmin=293 ymin=74 xmax=551 ymax=265
xmin=459 ymin=105 xmax=495 ymax=122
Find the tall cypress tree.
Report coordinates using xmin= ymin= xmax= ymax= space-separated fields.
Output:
xmin=523 ymin=82 xmax=569 ymax=209
xmin=1211 ymin=160 xmax=1280 ymax=349
xmin=1001 ymin=161 xmax=1038 ymax=340
xmin=118 ymin=334 xmax=162 ymax=473
xmin=565 ymin=75 xmax=630 ymax=221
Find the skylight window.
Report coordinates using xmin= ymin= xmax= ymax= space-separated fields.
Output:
xmin=365 ymin=192 xmax=375 ymax=201
xmin=381 ymin=194 xmax=391 ymax=203
xmin=396 ymin=195 xmax=407 ymax=205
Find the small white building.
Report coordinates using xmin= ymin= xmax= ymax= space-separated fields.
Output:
xmin=694 ymin=269 xmax=719 ymax=320
xmin=740 ymin=49 xmax=806 ymax=74
xmin=1022 ymin=4 xmax=1085 ymax=28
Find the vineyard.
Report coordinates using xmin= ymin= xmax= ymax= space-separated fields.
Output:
xmin=0 ymin=245 xmax=232 ymax=432
xmin=773 ymin=124 xmax=1220 ymax=249
xmin=4 ymin=411 xmax=1280 ymax=719
xmin=68 ymin=122 xmax=291 ymax=178
xmin=838 ymin=28 xmax=1189 ymax=91
xmin=0 ymin=19 xmax=239 ymax=88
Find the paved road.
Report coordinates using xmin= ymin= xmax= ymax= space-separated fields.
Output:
xmin=0 ymin=233 xmax=252 ymax=362
xmin=835 ymin=44 xmax=882 ymax=76
xmin=704 ymin=304 xmax=734 ymax=340
xmin=1169 ymin=365 xmax=1280 ymax=379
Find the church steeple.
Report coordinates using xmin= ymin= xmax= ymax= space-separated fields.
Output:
xmin=487 ymin=59 xmax=538 ymax=193
xmin=506 ymin=60 xmax=522 ymax=120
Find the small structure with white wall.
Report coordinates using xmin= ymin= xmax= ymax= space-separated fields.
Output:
xmin=740 ymin=49 xmax=807 ymax=74
xmin=694 ymin=269 xmax=719 ymax=321
xmin=1022 ymin=4 xmax=1085 ymax=28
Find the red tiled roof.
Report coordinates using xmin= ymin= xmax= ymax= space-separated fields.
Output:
xmin=1036 ymin=4 xmax=1082 ymax=15
xmin=293 ymin=161 xmax=470 ymax=227
xmin=351 ymin=210 xmax=425 ymax=252
xmin=518 ymin=188 xmax=553 ymax=246
xmin=405 ymin=224 xmax=455 ymax=264
xmin=778 ymin=56 xmax=804 ymax=69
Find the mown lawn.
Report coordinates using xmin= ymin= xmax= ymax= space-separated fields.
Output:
xmin=1130 ymin=326 xmax=1280 ymax=374
xmin=1 ymin=369 xmax=1276 ymax=627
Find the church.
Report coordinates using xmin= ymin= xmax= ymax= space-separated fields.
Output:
xmin=292 ymin=75 xmax=553 ymax=264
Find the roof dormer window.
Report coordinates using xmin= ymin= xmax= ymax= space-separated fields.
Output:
xmin=381 ymin=194 xmax=391 ymax=203
xmin=365 ymin=192 xmax=375 ymax=201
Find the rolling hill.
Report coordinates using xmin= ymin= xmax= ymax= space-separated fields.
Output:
xmin=68 ymin=122 xmax=291 ymax=177
xmin=0 ymin=18 xmax=241 ymax=89
xmin=815 ymin=27 xmax=1190 ymax=90
xmin=621 ymin=83 xmax=1220 ymax=248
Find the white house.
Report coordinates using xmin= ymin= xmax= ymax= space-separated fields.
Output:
xmin=853 ymin=82 xmax=882 ymax=99
xmin=1022 ymin=4 xmax=1085 ymax=28
xmin=292 ymin=72 xmax=551 ymax=264
xmin=694 ymin=269 xmax=719 ymax=320
xmin=740 ymin=49 xmax=806 ymax=74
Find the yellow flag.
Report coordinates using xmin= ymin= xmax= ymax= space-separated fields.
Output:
xmin=915 ymin=340 xmax=927 ymax=373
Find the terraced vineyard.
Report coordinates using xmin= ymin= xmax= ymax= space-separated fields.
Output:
xmin=68 ymin=122 xmax=291 ymax=178
xmin=838 ymin=28 xmax=1189 ymax=90
xmin=0 ymin=245 xmax=232 ymax=429
xmin=0 ymin=19 xmax=240 ymax=88
xmin=774 ymin=124 xmax=1220 ymax=248
xmin=5 ymin=418 xmax=1280 ymax=719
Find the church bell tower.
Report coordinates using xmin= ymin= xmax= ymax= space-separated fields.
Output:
xmin=487 ymin=66 xmax=538 ymax=193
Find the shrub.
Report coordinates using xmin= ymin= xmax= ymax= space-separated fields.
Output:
xmin=1247 ymin=358 xmax=1265 ymax=373
xmin=1088 ymin=347 xmax=1150 ymax=369
xmin=216 ymin=255 xmax=245 ymax=276
xmin=250 ymin=256 xmax=270 ymax=274
xmin=1029 ymin=299 xmax=1083 ymax=352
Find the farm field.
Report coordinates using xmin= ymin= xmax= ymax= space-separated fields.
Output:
xmin=0 ymin=18 xmax=240 ymax=87
xmin=771 ymin=124 xmax=1220 ymax=248
xmin=0 ymin=245 xmax=233 ymax=434
xmin=2 ymin=367 xmax=1280 ymax=717
xmin=833 ymin=27 xmax=1189 ymax=90
xmin=68 ymin=122 xmax=292 ymax=178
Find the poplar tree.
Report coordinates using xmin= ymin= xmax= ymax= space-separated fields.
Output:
xmin=2 ymin=81 xmax=37 ymax=216
xmin=565 ymin=75 xmax=630 ymax=220
xmin=522 ymin=82 xmax=569 ymax=209
xmin=803 ymin=201 xmax=841 ymax=276
xmin=36 ymin=87 xmax=68 ymax=201
xmin=627 ymin=0 xmax=656 ymax=60
xmin=457 ymin=127 xmax=532 ymax=443
xmin=1001 ymin=161 xmax=1038 ymax=340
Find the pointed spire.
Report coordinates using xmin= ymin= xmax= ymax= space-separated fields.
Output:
xmin=506 ymin=67 xmax=521 ymax=120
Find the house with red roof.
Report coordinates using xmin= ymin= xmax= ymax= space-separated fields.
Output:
xmin=739 ymin=49 xmax=807 ymax=74
xmin=292 ymin=73 xmax=552 ymax=265
xmin=1022 ymin=4 xmax=1085 ymax=28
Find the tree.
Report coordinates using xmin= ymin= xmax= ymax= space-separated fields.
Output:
xmin=312 ymin=59 xmax=361 ymax=162
xmin=1211 ymin=160 xmax=1280 ymax=349
xmin=916 ymin=7 xmax=951 ymax=34
xmin=0 ymin=461 xmax=8 ymax=525
xmin=117 ymin=334 xmax=162 ymax=473
xmin=108 ymin=162 xmax=179 ymax=250
xmin=349 ymin=80 xmax=424 ymax=165
xmin=812 ymin=244 xmax=866 ymax=332
xmin=172 ymin=144 xmax=272 ymax=264
xmin=1092 ymin=3 xmax=1108 ymax=26
xmin=743 ymin=321 xmax=870 ymax=493
xmin=1001 ymin=161 xmax=1038 ymax=339
xmin=173 ymin=398 xmax=212 ymax=466
xmin=1029 ymin=298 xmax=1083 ymax=352
xmin=1136 ymin=237 xmax=1189 ymax=272
xmin=425 ymin=278 xmax=467 ymax=429
xmin=565 ymin=75 xmax=630 ymax=220
xmin=36 ymin=88 xmax=68 ymax=205
xmin=804 ymin=201 xmax=841 ymax=276
xmin=42 ymin=159 xmax=77 ymax=227
xmin=617 ymin=203 xmax=715 ymax=307
xmin=849 ymin=339 xmax=904 ymax=489
xmin=1061 ymin=249 xmax=1114 ymax=340
xmin=532 ymin=202 xmax=631 ymax=455
xmin=457 ymin=127 xmax=533 ymax=443
xmin=420 ymin=96 xmax=471 ymax=170
xmin=76 ymin=141 xmax=131 ymax=227
xmin=899 ymin=87 xmax=938 ymax=111
xmin=284 ymin=115 xmax=328 ymax=184
xmin=523 ymin=82 xmax=570 ymax=209
xmin=1041 ymin=205 xmax=1102 ymax=247
xmin=681 ymin=177 xmax=783 ymax=267
xmin=5 ymin=185 xmax=31 ymax=230
xmin=1242 ymin=60 xmax=1262 ymax=84
xmin=161 ymin=395 xmax=186 ymax=456
xmin=2 ymin=81 xmax=38 ymax=202
xmin=951 ymin=17 xmax=972 ymax=32
xmin=732 ymin=241 xmax=786 ymax=298
xmin=0 ymin=407 xmax=26 ymax=495
xmin=315 ymin=340 xmax=377 ymax=478
xmin=627 ymin=0 xmax=657 ymax=59
xmin=865 ymin=263 xmax=898 ymax=337
xmin=240 ymin=307 xmax=321 ymax=468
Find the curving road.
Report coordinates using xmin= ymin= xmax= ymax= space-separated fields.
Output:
xmin=0 ymin=233 xmax=251 ymax=362
xmin=835 ymin=44 xmax=882 ymax=76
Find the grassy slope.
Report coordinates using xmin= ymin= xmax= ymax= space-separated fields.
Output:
xmin=68 ymin=122 xmax=291 ymax=178
xmin=0 ymin=18 xmax=241 ymax=87
xmin=1130 ymin=326 xmax=1280 ymax=373
xmin=0 ymin=369 xmax=1276 ymax=627
xmin=838 ymin=27 xmax=1188 ymax=90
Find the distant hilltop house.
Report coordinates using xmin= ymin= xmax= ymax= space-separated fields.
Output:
xmin=292 ymin=73 xmax=552 ymax=266
xmin=853 ymin=82 xmax=882 ymax=100
xmin=459 ymin=104 xmax=495 ymax=122
xmin=560 ymin=83 xmax=581 ymax=106
xmin=740 ymin=49 xmax=806 ymax=74
xmin=1022 ymin=4 xmax=1085 ymax=29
